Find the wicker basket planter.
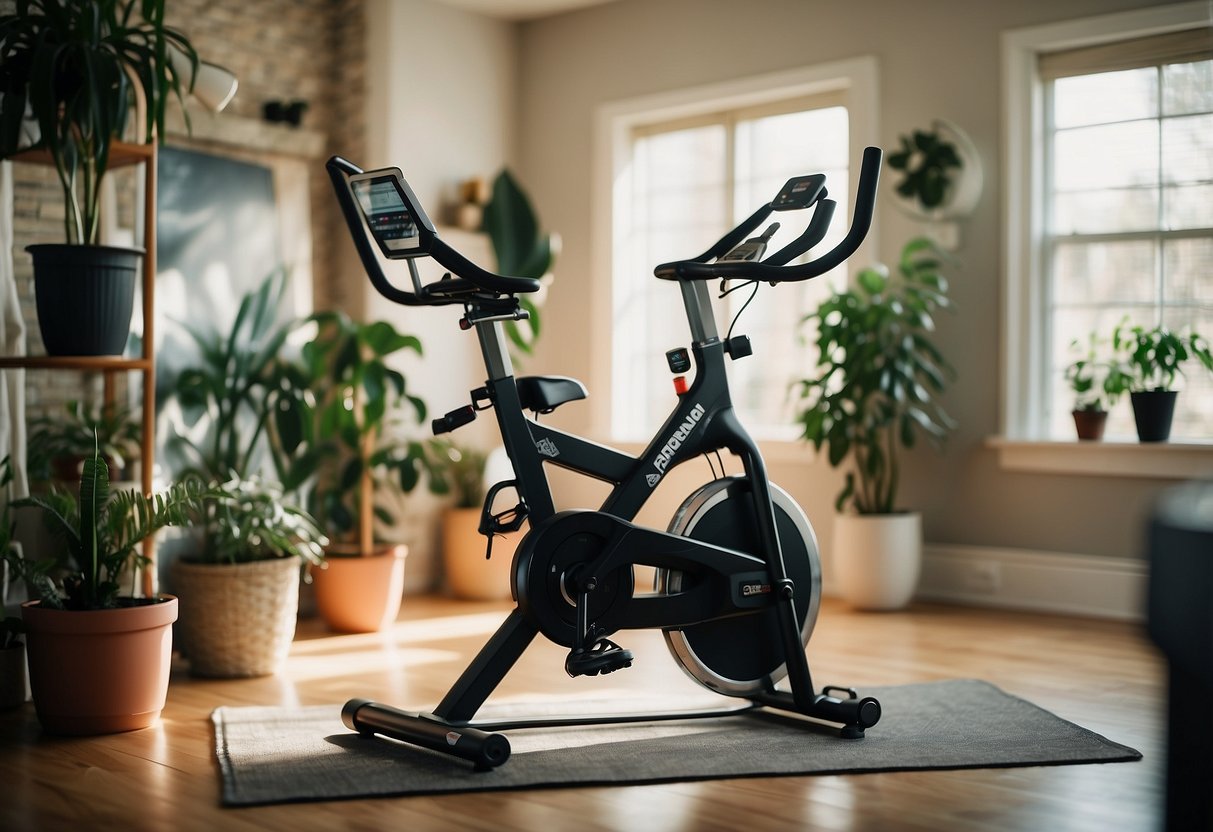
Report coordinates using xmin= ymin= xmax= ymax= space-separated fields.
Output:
xmin=173 ymin=557 xmax=301 ymax=678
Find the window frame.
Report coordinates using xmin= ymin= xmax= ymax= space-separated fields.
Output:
xmin=998 ymin=1 xmax=1213 ymax=476
xmin=590 ymin=57 xmax=880 ymax=451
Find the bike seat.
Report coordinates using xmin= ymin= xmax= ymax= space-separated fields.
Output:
xmin=516 ymin=375 xmax=587 ymax=414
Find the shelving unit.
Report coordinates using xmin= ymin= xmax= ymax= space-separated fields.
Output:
xmin=0 ymin=140 xmax=159 ymax=596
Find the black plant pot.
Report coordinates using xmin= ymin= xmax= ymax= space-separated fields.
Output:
xmin=27 ymin=244 xmax=142 ymax=356
xmin=1131 ymin=390 xmax=1178 ymax=443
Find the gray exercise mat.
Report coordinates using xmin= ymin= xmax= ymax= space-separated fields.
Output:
xmin=212 ymin=679 xmax=1141 ymax=806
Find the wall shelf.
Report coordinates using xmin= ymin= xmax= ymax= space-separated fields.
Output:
xmin=3 ymin=140 xmax=159 ymax=596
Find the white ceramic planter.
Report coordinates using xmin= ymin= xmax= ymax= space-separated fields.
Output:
xmin=833 ymin=512 xmax=922 ymax=611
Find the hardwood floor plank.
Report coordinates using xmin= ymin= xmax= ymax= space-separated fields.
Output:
xmin=0 ymin=598 xmax=1164 ymax=831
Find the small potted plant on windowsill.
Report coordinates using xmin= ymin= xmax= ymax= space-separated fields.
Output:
xmin=794 ymin=237 xmax=957 ymax=610
xmin=11 ymin=444 xmax=212 ymax=734
xmin=1063 ymin=334 xmax=1121 ymax=441
xmin=1106 ymin=320 xmax=1213 ymax=443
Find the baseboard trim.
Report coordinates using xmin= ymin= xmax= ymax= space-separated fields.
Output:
xmin=917 ymin=544 xmax=1148 ymax=621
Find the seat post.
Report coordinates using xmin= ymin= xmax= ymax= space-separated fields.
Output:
xmin=475 ymin=319 xmax=515 ymax=381
xmin=681 ymin=280 xmax=720 ymax=345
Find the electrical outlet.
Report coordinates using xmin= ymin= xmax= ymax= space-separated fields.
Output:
xmin=961 ymin=561 xmax=1001 ymax=595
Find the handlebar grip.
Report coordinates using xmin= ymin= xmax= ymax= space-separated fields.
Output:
xmin=764 ymin=198 xmax=836 ymax=267
xmin=689 ymin=203 xmax=774 ymax=264
xmin=326 ymin=156 xmax=427 ymax=307
xmin=653 ymin=146 xmax=883 ymax=283
xmin=780 ymin=145 xmax=881 ymax=279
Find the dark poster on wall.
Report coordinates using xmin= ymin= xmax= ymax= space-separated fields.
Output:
xmin=154 ymin=145 xmax=283 ymax=477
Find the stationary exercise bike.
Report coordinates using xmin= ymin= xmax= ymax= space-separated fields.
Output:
xmin=326 ymin=145 xmax=885 ymax=770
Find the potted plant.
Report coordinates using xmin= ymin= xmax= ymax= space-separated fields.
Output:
xmin=27 ymin=400 xmax=141 ymax=483
xmin=482 ymin=169 xmax=558 ymax=359
xmin=0 ymin=0 xmax=199 ymax=355
xmin=9 ymin=444 xmax=211 ymax=734
xmin=167 ymin=268 xmax=295 ymax=483
xmin=432 ymin=440 xmax=519 ymax=601
xmin=1063 ymin=334 xmax=1120 ymax=441
xmin=267 ymin=311 xmax=433 ymax=633
xmin=794 ymin=237 xmax=957 ymax=610
xmin=1107 ymin=320 xmax=1213 ymax=443
xmin=1 ymin=457 xmax=27 ymax=710
xmin=172 ymin=476 xmax=326 ymax=677
xmin=886 ymin=120 xmax=983 ymax=224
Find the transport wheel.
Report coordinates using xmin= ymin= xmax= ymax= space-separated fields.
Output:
xmin=656 ymin=477 xmax=821 ymax=696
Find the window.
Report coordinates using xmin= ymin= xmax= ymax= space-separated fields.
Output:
xmin=595 ymin=60 xmax=877 ymax=443
xmin=1003 ymin=5 xmax=1213 ymax=446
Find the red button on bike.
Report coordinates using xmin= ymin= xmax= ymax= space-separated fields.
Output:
xmin=673 ymin=376 xmax=688 ymax=395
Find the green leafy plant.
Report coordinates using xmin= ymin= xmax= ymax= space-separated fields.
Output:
xmin=0 ymin=0 xmax=199 ymax=245
xmin=11 ymin=443 xmax=213 ymax=610
xmin=268 ymin=311 xmax=437 ymax=556
xmin=169 ymin=268 xmax=295 ymax=482
xmin=190 ymin=476 xmax=326 ymax=566
xmin=1 ymin=457 xmax=23 ymax=648
xmin=1063 ymin=333 xmax=1122 ymax=412
xmin=1105 ymin=320 xmax=1213 ymax=396
xmin=795 ymin=237 xmax=957 ymax=515
xmin=482 ymin=169 xmax=557 ymax=357
xmin=887 ymin=127 xmax=963 ymax=211
xmin=429 ymin=440 xmax=486 ymax=510
xmin=27 ymin=399 xmax=141 ymax=482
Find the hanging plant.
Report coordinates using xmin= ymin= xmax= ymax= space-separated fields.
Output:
xmin=887 ymin=127 xmax=964 ymax=211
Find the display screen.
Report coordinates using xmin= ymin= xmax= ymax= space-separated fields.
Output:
xmin=352 ymin=176 xmax=419 ymax=251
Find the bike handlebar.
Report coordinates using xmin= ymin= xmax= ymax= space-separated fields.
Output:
xmin=326 ymin=156 xmax=542 ymax=306
xmin=653 ymin=146 xmax=882 ymax=283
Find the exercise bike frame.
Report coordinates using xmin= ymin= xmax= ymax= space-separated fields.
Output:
xmin=328 ymin=154 xmax=883 ymax=770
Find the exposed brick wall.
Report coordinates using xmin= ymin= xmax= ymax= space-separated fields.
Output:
xmin=6 ymin=0 xmax=367 ymax=417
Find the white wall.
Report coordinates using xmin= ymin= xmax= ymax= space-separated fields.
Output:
xmin=363 ymin=0 xmax=519 ymax=590
xmin=512 ymin=0 xmax=1188 ymax=567
xmin=355 ymin=0 xmax=1190 ymax=595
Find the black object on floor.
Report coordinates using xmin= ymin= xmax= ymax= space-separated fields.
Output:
xmin=212 ymin=679 xmax=1140 ymax=807
xmin=1149 ymin=481 xmax=1213 ymax=832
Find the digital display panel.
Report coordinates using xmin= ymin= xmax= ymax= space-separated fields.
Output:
xmin=352 ymin=176 xmax=419 ymax=251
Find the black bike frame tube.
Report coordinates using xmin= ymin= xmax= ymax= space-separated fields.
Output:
xmin=526 ymin=422 xmax=635 ymax=485
xmin=600 ymin=339 xmax=733 ymax=521
xmin=434 ymin=608 xmax=540 ymax=722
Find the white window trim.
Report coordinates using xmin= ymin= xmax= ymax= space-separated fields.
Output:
xmin=998 ymin=1 xmax=1213 ymax=478
xmin=590 ymin=57 xmax=880 ymax=449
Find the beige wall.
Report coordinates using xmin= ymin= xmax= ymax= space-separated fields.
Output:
xmin=509 ymin=0 xmax=1189 ymax=564
xmin=362 ymin=0 xmax=521 ymax=590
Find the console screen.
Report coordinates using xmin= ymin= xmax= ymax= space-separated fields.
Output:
xmin=352 ymin=176 xmax=419 ymax=251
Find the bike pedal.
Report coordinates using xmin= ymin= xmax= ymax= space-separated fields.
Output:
xmin=564 ymin=639 xmax=634 ymax=678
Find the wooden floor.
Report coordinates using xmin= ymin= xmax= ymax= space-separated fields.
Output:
xmin=0 ymin=597 xmax=1164 ymax=831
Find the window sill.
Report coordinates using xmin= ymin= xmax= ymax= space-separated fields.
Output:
xmin=987 ymin=436 xmax=1213 ymax=480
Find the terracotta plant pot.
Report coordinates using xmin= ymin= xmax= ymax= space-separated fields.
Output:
xmin=0 ymin=642 xmax=28 ymax=710
xmin=1072 ymin=409 xmax=1108 ymax=441
xmin=442 ymin=508 xmax=521 ymax=601
xmin=833 ymin=512 xmax=922 ymax=611
xmin=21 ymin=596 xmax=178 ymax=735
xmin=312 ymin=544 xmax=407 ymax=633
xmin=173 ymin=558 xmax=300 ymax=678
